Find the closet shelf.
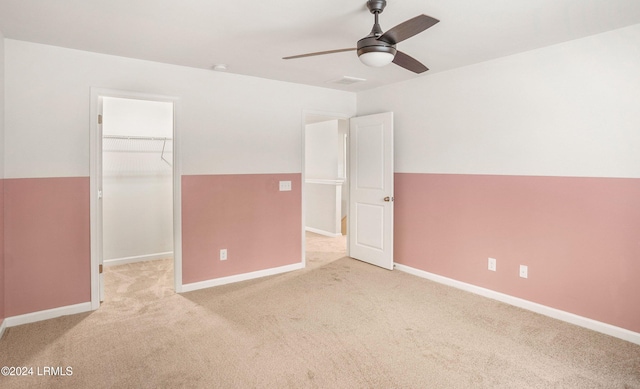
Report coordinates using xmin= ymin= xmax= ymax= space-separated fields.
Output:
xmin=103 ymin=135 xmax=172 ymax=141
xmin=103 ymin=135 xmax=173 ymax=167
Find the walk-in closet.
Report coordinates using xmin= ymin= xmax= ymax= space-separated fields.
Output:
xmin=101 ymin=97 xmax=174 ymax=276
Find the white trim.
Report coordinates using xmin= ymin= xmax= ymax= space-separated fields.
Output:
xmin=305 ymin=179 xmax=345 ymax=185
xmin=394 ymin=263 xmax=640 ymax=346
xmin=104 ymin=252 xmax=174 ymax=267
xmin=172 ymin=99 xmax=183 ymax=293
xmin=182 ymin=263 xmax=304 ymax=293
xmin=4 ymin=302 xmax=92 ymax=328
xmin=0 ymin=319 xmax=6 ymax=339
xmin=305 ymin=227 xmax=342 ymax=237
xmin=89 ymin=88 xmax=101 ymax=309
xmin=90 ymin=88 xmax=183 ymax=306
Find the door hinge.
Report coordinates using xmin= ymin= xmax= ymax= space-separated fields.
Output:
xmin=99 ymin=264 xmax=103 ymax=274
xmin=98 ymin=114 xmax=102 ymax=124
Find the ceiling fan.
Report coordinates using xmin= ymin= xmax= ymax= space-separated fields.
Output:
xmin=283 ymin=0 xmax=439 ymax=73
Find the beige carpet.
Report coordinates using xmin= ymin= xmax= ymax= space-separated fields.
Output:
xmin=1 ymin=232 xmax=639 ymax=388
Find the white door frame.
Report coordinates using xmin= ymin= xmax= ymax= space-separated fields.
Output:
xmin=89 ymin=88 xmax=183 ymax=310
xmin=301 ymin=109 xmax=352 ymax=264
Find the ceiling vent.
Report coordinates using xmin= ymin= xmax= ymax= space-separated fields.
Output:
xmin=329 ymin=76 xmax=367 ymax=85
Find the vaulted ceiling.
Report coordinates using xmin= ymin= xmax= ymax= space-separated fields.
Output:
xmin=1 ymin=0 xmax=640 ymax=91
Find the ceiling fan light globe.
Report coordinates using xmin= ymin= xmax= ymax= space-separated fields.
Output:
xmin=359 ymin=51 xmax=395 ymax=67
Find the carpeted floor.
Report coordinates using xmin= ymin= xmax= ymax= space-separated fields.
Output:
xmin=1 ymin=232 xmax=639 ymax=388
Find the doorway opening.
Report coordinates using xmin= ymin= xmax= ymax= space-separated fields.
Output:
xmin=102 ymin=97 xmax=174 ymax=292
xmin=303 ymin=112 xmax=349 ymax=265
xmin=90 ymin=89 xmax=181 ymax=309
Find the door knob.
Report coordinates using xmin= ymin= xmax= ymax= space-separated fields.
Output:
xmin=384 ymin=196 xmax=393 ymax=202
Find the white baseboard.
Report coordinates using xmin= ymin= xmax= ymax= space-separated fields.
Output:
xmin=394 ymin=263 xmax=640 ymax=346
xmin=0 ymin=319 xmax=6 ymax=339
xmin=4 ymin=302 xmax=93 ymax=328
xmin=104 ymin=251 xmax=173 ymax=267
xmin=182 ymin=262 xmax=305 ymax=293
xmin=305 ymin=227 xmax=341 ymax=238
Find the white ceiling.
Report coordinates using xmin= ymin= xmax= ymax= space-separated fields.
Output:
xmin=1 ymin=0 xmax=640 ymax=92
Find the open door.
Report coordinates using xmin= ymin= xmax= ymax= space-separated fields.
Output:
xmin=348 ymin=112 xmax=394 ymax=270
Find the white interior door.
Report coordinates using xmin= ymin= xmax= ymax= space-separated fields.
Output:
xmin=348 ymin=112 xmax=394 ymax=270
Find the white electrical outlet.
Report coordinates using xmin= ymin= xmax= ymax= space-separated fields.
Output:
xmin=279 ymin=181 xmax=292 ymax=191
xmin=519 ymin=265 xmax=528 ymax=278
xmin=488 ymin=257 xmax=497 ymax=272
xmin=220 ymin=249 xmax=228 ymax=261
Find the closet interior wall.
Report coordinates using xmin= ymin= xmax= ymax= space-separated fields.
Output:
xmin=102 ymin=97 xmax=174 ymax=266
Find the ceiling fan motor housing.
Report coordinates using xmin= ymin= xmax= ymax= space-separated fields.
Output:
xmin=357 ymin=36 xmax=396 ymax=58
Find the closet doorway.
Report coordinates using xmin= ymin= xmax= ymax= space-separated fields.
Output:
xmin=90 ymin=90 xmax=180 ymax=308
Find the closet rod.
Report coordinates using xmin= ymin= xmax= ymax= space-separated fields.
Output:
xmin=103 ymin=135 xmax=172 ymax=141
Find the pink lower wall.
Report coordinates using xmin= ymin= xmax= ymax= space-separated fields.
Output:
xmin=0 ymin=179 xmax=5 ymax=323
xmin=395 ymin=173 xmax=640 ymax=333
xmin=4 ymin=177 xmax=91 ymax=317
xmin=182 ymin=173 xmax=302 ymax=284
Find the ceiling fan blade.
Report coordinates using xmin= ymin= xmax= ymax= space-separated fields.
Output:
xmin=378 ymin=14 xmax=439 ymax=45
xmin=283 ymin=48 xmax=356 ymax=60
xmin=393 ymin=50 xmax=428 ymax=74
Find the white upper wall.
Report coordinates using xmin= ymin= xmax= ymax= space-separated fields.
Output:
xmin=4 ymin=39 xmax=356 ymax=179
xmin=7 ymin=22 xmax=640 ymax=180
xmin=357 ymin=24 xmax=640 ymax=178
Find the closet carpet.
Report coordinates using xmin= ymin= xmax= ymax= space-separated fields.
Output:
xmin=1 ymin=233 xmax=639 ymax=388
